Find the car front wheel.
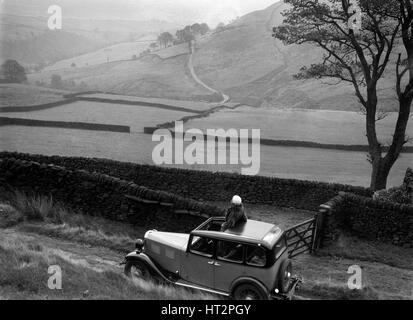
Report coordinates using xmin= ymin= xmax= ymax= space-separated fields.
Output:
xmin=124 ymin=261 xmax=151 ymax=281
xmin=232 ymin=283 xmax=269 ymax=300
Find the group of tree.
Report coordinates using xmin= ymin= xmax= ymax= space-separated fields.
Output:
xmin=176 ymin=23 xmax=210 ymax=43
xmin=157 ymin=32 xmax=174 ymax=49
xmin=0 ymin=59 xmax=27 ymax=83
xmin=273 ymin=0 xmax=412 ymax=190
xmin=150 ymin=23 xmax=210 ymax=50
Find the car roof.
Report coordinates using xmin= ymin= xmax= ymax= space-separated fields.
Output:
xmin=191 ymin=219 xmax=283 ymax=249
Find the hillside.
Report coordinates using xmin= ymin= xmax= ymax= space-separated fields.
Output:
xmin=0 ymin=14 xmax=103 ymax=66
xmin=193 ymin=2 xmax=399 ymax=111
xmin=27 ymin=4 xmax=290 ymax=103
xmin=28 ymin=54 xmax=215 ymax=101
xmin=1 ymin=30 xmax=105 ymax=67
xmin=22 ymin=1 xmax=403 ymax=111
xmin=0 ymin=13 xmax=179 ymax=67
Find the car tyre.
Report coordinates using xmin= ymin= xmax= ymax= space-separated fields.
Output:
xmin=232 ymin=283 xmax=269 ymax=300
xmin=278 ymin=259 xmax=293 ymax=293
xmin=124 ymin=261 xmax=151 ymax=281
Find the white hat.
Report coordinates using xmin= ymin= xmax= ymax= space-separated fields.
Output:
xmin=231 ymin=195 xmax=242 ymax=205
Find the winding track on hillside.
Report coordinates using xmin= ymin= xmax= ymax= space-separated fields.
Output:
xmin=187 ymin=41 xmax=230 ymax=105
xmin=186 ymin=3 xmax=286 ymax=107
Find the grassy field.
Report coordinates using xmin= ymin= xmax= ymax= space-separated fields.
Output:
xmin=44 ymin=42 xmax=152 ymax=71
xmin=0 ymin=101 xmax=195 ymax=133
xmin=1 ymin=86 xmax=411 ymax=188
xmin=44 ymin=42 xmax=191 ymax=73
xmin=152 ymin=43 xmax=190 ymax=59
xmin=29 ymin=54 xmax=213 ymax=101
xmin=0 ymin=191 xmax=411 ymax=300
xmin=193 ymin=7 xmax=284 ymax=91
xmin=1 ymin=125 xmax=412 ymax=187
xmin=79 ymin=93 xmax=215 ymax=111
xmin=184 ymin=106 xmax=413 ymax=146
xmin=0 ymin=84 xmax=69 ymax=107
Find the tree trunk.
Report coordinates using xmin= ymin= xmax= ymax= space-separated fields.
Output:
xmin=365 ymin=88 xmax=386 ymax=191
xmin=373 ymin=96 xmax=413 ymax=191
xmin=370 ymin=157 xmax=391 ymax=191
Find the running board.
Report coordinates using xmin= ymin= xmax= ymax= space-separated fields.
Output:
xmin=174 ymin=280 xmax=230 ymax=297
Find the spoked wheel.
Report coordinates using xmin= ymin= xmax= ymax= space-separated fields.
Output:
xmin=233 ymin=283 xmax=269 ymax=300
xmin=124 ymin=261 xmax=151 ymax=281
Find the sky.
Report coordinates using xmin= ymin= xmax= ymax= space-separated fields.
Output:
xmin=1 ymin=0 xmax=279 ymax=27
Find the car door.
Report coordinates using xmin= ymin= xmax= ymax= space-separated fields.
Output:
xmin=213 ymin=240 xmax=246 ymax=292
xmin=181 ymin=235 xmax=215 ymax=289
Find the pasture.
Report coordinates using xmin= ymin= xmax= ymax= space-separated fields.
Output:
xmin=29 ymin=55 xmax=213 ymax=101
xmin=0 ymin=84 xmax=68 ymax=107
xmin=43 ymin=41 xmax=151 ymax=71
xmin=1 ymin=125 xmax=411 ymax=188
xmin=151 ymin=43 xmax=190 ymax=59
xmin=184 ymin=106 xmax=413 ymax=146
xmin=79 ymin=93 xmax=215 ymax=111
xmin=0 ymin=101 xmax=195 ymax=133
xmin=42 ymin=40 xmax=189 ymax=73
xmin=1 ymin=86 xmax=411 ymax=188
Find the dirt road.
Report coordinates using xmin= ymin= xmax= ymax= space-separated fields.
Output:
xmin=188 ymin=41 xmax=230 ymax=104
xmin=0 ymin=228 xmax=124 ymax=273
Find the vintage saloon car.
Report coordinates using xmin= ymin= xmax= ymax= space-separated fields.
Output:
xmin=123 ymin=217 xmax=301 ymax=300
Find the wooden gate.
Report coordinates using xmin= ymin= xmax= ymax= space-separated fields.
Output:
xmin=284 ymin=214 xmax=321 ymax=258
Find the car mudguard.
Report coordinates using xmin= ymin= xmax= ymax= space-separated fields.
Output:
xmin=125 ymin=252 xmax=173 ymax=283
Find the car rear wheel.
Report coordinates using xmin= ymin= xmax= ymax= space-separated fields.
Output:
xmin=278 ymin=259 xmax=293 ymax=293
xmin=233 ymin=283 xmax=269 ymax=300
xmin=124 ymin=261 xmax=151 ymax=281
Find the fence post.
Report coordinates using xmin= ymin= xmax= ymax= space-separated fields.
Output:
xmin=313 ymin=204 xmax=330 ymax=250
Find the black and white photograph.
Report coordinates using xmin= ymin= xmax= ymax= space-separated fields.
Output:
xmin=0 ymin=0 xmax=412 ymax=305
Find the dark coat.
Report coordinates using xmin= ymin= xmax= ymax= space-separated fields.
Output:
xmin=221 ymin=204 xmax=248 ymax=231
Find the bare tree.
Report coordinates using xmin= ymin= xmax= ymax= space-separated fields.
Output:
xmin=273 ymin=0 xmax=412 ymax=190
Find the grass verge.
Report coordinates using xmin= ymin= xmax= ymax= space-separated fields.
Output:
xmin=0 ymin=236 xmax=214 ymax=300
xmin=0 ymin=190 xmax=142 ymax=253
xmin=0 ymin=190 xmax=216 ymax=300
